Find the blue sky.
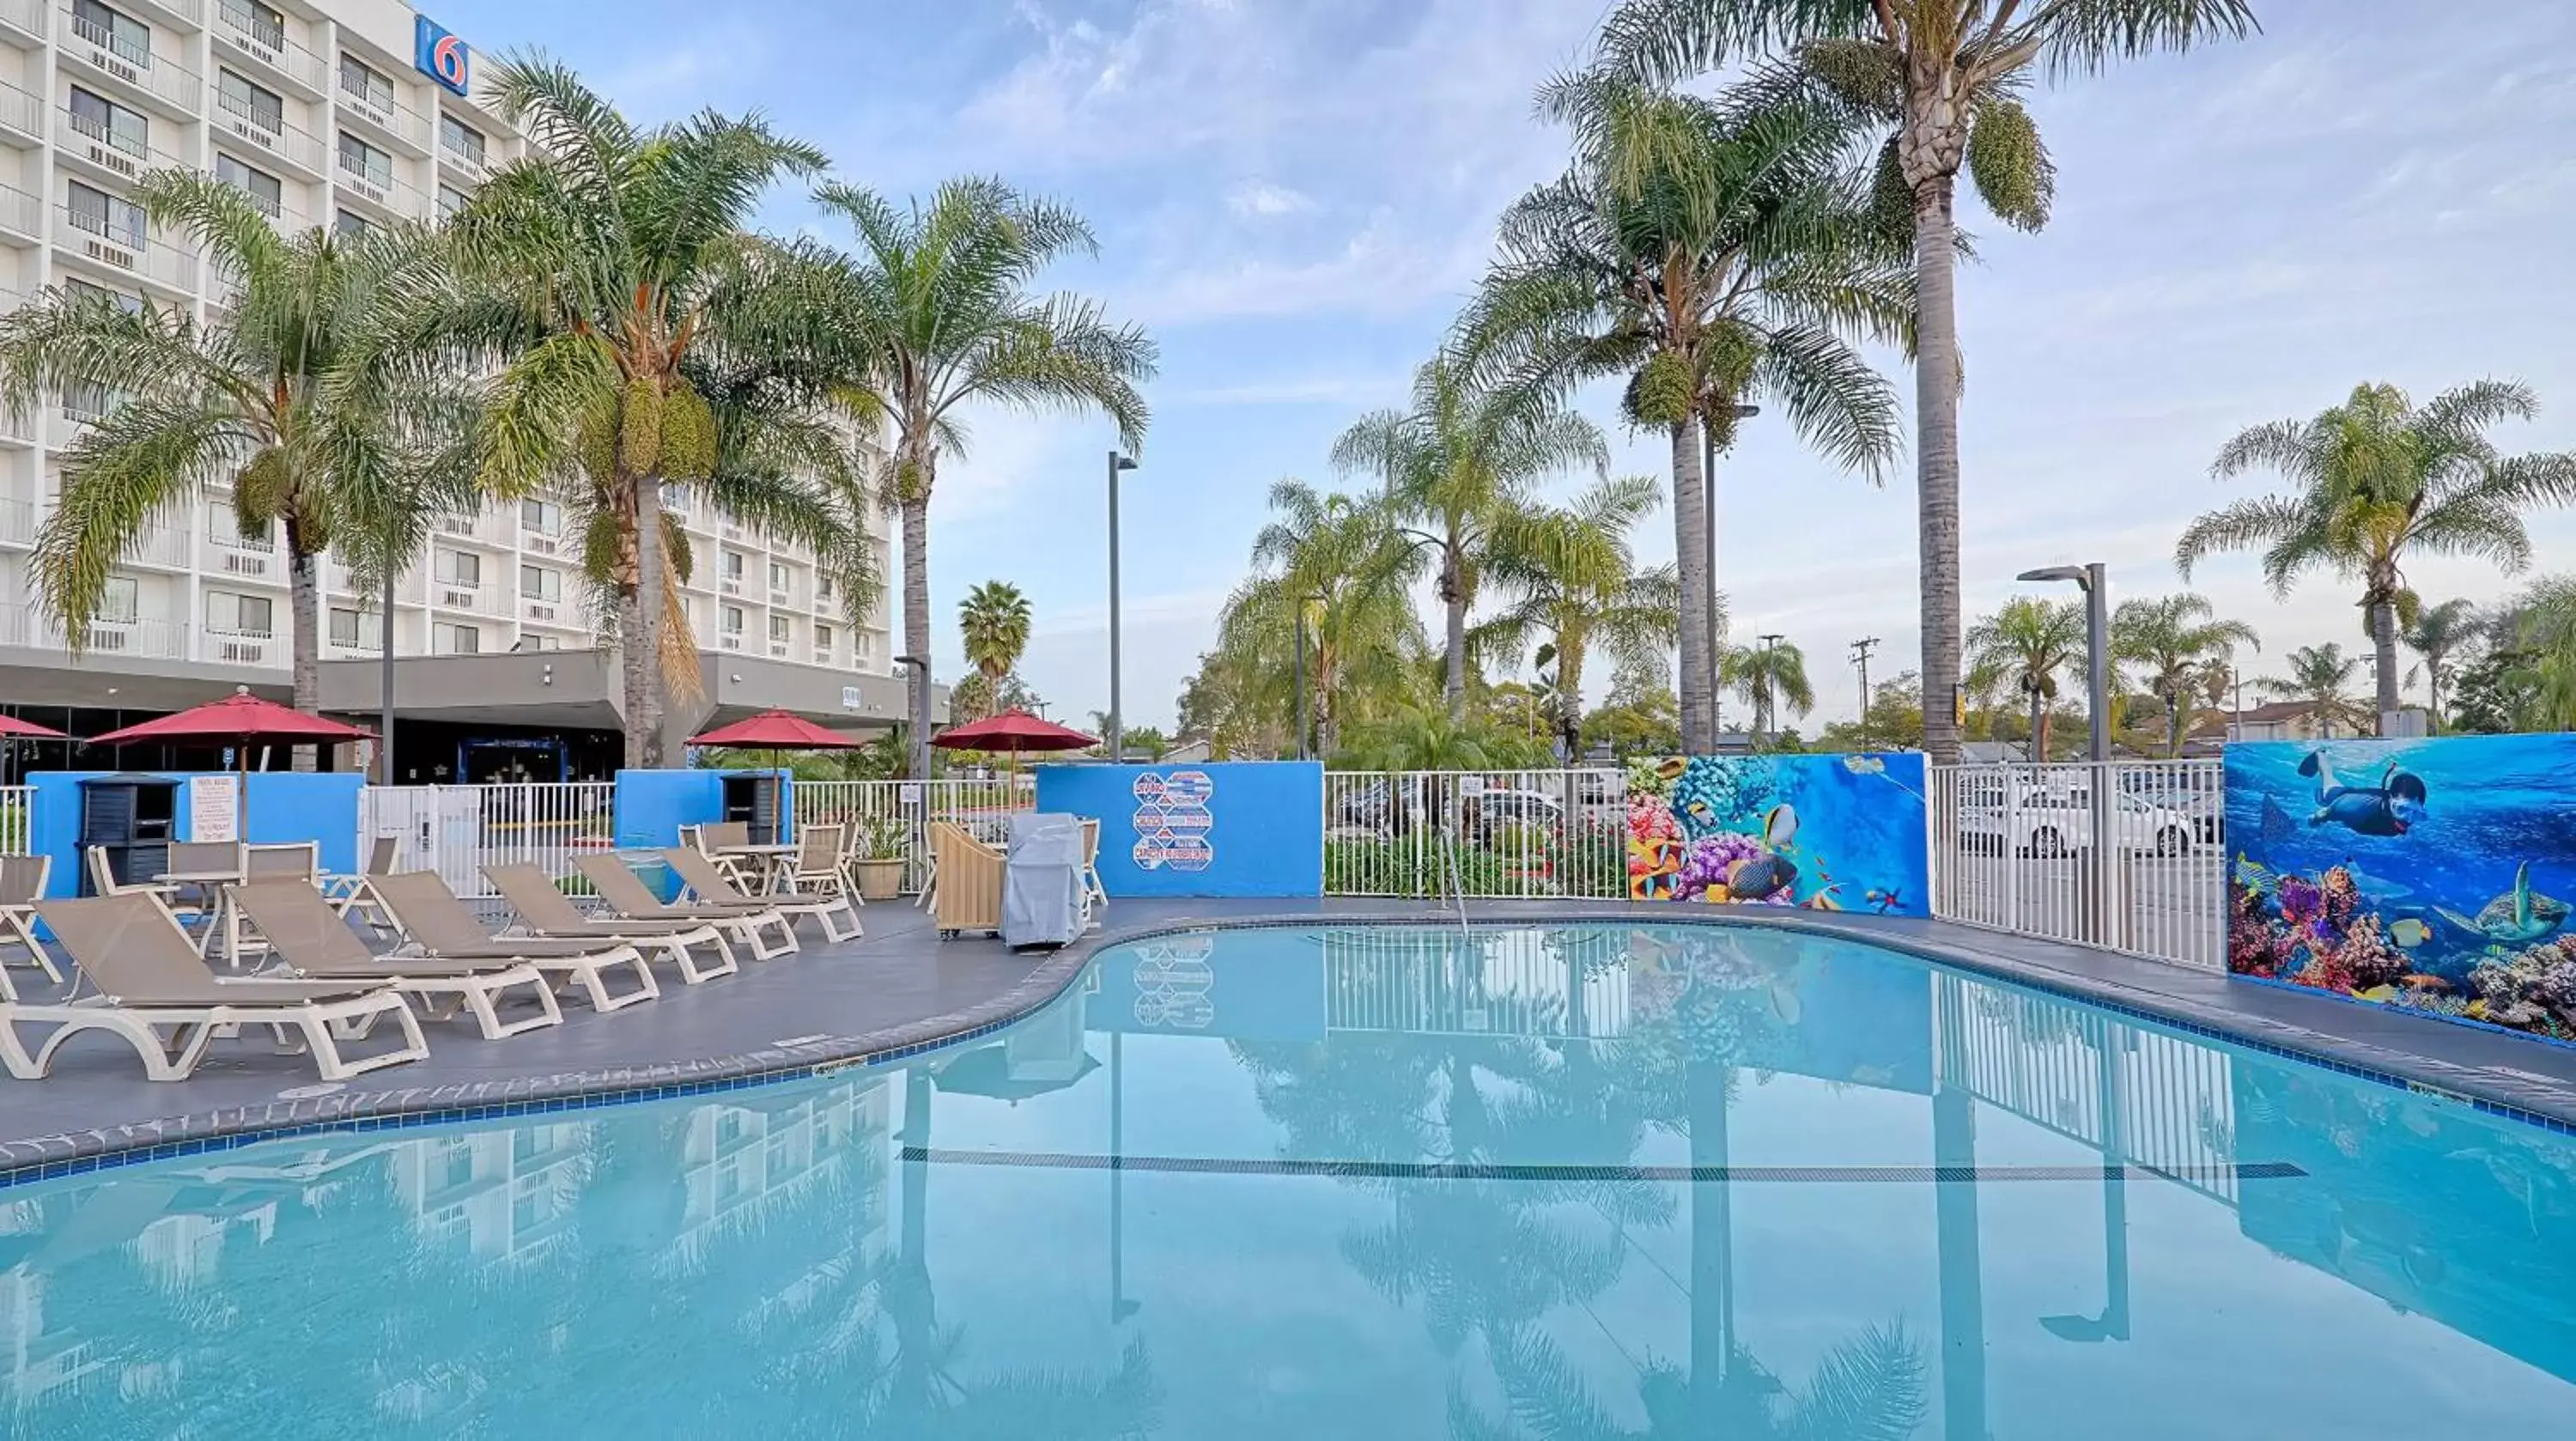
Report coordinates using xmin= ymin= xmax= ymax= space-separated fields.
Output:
xmin=424 ymin=0 xmax=2576 ymax=732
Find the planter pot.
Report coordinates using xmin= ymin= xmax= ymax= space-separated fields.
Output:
xmin=853 ymin=858 xmax=906 ymax=902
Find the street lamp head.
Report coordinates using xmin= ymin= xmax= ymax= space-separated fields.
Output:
xmin=894 ymin=654 xmax=929 ymax=672
xmin=1111 ymin=452 xmax=1139 ymax=473
xmin=2016 ymin=565 xmax=2089 ymax=586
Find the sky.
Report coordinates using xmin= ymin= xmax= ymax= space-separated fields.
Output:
xmin=425 ymin=0 xmax=2576 ymax=733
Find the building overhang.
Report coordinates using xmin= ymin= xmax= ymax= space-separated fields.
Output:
xmin=315 ymin=648 xmax=943 ymax=740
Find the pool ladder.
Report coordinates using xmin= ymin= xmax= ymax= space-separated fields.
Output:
xmin=1439 ymin=813 xmax=1473 ymax=940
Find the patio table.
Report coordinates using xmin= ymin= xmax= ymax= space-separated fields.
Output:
xmin=155 ymin=866 xmax=246 ymax=969
xmin=714 ymin=842 xmax=799 ymax=895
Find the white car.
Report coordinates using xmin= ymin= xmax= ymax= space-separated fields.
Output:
xmin=1958 ymin=784 xmax=2199 ymax=858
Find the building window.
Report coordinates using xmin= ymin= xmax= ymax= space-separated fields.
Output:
xmin=100 ymin=575 xmax=138 ymax=623
xmin=337 ymin=54 xmax=392 ymax=112
xmin=816 ymin=574 xmax=835 ymax=604
xmin=221 ymin=0 xmax=285 ymax=52
xmin=437 ymin=184 xmax=469 ymax=221
xmin=327 ymin=606 xmax=382 ymax=648
xmin=336 ymin=132 xmax=392 ymax=189
xmin=333 ymin=210 xmax=372 ymax=237
xmin=207 ymin=591 xmax=273 ymax=636
xmin=768 ymin=560 xmax=789 ymax=593
xmin=530 ymin=633 xmax=562 ymax=651
xmin=434 ymin=549 xmax=480 ymax=587
xmin=439 ymin=113 xmax=485 ymax=166
xmin=720 ymin=605 xmax=744 ymax=636
xmin=214 ymin=155 xmax=283 ymax=217
xmin=814 ymin=622 xmax=834 ymax=657
xmin=65 ymin=277 xmax=140 ymax=313
xmin=70 ymin=2 xmax=150 ymax=69
xmin=66 ymin=180 xmax=145 ymax=251
xmin=68 ymin=87 xmax=146 ymax=160
xmin=720 ymin=550 xmax=744 ymax=581
xmin=768 ymin=614 xmax=791 ymax=643
xmin=216 ymin=70 xmax=283 ymax=135
xmin=432 ymin=621 xmax=479 ymax=655
xmin=519 ymin=497 xmax=558 ymax=535
xmin=519 ymin=564 xmax=561 ymax=602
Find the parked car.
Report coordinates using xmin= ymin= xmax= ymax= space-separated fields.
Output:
xmin=1462 ymin=789 xmax=1564 ymax=845
xmin=1958 ymin=783 xmax=2200 ymax=857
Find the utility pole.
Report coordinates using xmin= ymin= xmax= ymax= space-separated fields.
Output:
xmin=1850 ymin=636 xmax=1880 ymax=751
xmin=1756 ymin=633 xmax=1783 ymax=748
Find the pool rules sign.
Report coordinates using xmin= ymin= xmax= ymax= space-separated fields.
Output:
xmin=1131 ymin=769 xmax=1215 ymax=873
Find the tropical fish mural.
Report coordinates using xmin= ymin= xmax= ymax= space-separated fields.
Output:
xmin=2226 ymin=735 xmax=2576 ymax=1043
xmin=1623 ymin=753 xmax=1930 ymax=917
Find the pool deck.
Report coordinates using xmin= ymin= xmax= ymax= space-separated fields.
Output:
xmin=7 ymin=897 xmax=2576 ymax=1182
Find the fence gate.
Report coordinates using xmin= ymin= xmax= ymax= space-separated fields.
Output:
xmin=358 ymin=782 xmax=617 ymax=898
xmin=792 ymin=777 xmax=1036 ymax=893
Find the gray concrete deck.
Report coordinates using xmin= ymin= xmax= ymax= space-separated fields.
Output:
xmin=7 ymin=898 xmax=2576 ymax=1181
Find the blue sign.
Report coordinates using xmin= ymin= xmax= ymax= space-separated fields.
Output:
xmin=1036 ymin=762 xmax=1324 ymax=898
xmin=415 ymin=15 xmax=470 ymax=96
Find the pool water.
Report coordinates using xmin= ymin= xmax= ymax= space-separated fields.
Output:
xmin=5 ymin=922 xmax=2574 ymax=1438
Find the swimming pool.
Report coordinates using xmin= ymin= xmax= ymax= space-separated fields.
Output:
xmin=3 ymin=921 xmax=2572 ymax=1438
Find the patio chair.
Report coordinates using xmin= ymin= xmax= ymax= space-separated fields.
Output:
xmin=87 ymin=845 xmax=208 ymax=938
xmin=332 ymin=835 xmax=401 ymax=933
xmin=668 ymin=843 xmax=858 ymax=945
xmin=243 ymin=842 xmax=321 ymax=885
xmin=0 ymin=854 xmax=58 ymax=1002
xmin=3 ymin=893 xmax=428 ymax=1083
xmin=229 ymin=881 xmax=562 ymax=1041
xmin=483 ymin=863 xmax=740 ymax=985
xmin=1078 ymin=818 xmax=1109 ymax=921
xmin=367 ymin=871 xmax=659 ymax=1013
xmin=573 ymin=853 xmax=797 ymax=962
xmin=931 ymin=821 xmax=1005 ymax=939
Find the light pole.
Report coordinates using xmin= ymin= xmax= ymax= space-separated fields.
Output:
xmin=377 ymin=557 xmax=396 ymax=782
xmin=1293 ymin=598 xmax=1309 ymax=762
xmin=2018 ymin=563 xmax=2112 ymax=945
xmin=896 ymin=654 xmax=931 ymax=779
xmin=1704 ymin=404 xmax=1759 ymax=739
xmin=1756 ymin=633 xmax=1784 ymax=748
xmin=1106 ymin=451 xmax=1138 ymax=762
xmin=1850 ymin=636 xmax=1880 ymax=751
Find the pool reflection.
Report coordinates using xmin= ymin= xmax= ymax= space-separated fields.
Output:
xmin=2 ymin=923 xmax=2573 ymax=1438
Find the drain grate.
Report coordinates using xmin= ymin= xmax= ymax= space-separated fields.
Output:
xmin=899 ymin=1147 xmax=2305 ymax=1184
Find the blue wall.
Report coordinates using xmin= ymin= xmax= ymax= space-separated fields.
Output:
xmin=1036 ymin=762 xmax=1324 ymax=898
xmin=26 ymin=770 xmax=363 ymax=897
xmin=613 ymin=769 xmax=725 ymax=850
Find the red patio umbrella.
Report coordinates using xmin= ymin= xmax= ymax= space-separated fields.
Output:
xmin=688 ymin=709 xmax=867 ymax=751
xmin=931 ymin=708 xmax=1098 ymax=775
xmin=0 ymin=714 xmax=68 ymax=739
xmin=89 ymin=686 xmax=373 ymax=836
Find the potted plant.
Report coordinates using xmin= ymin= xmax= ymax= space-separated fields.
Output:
xmin=850 ymin=814 xmax=911 ymax=901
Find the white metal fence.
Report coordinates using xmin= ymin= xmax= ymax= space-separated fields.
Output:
xmin=1929 ymin=760 xmax=2227 ymax=971
xmin=356 ymin=782 xmax=617 ymax=898
xmin=1321 ymin=768 xmax=1629 ymax=900
xmin=792 ymin=776 xmax=1036 ymax=893
xmin=0 ymin=784 xmax=32 ymax=855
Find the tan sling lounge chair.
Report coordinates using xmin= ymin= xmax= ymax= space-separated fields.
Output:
xmin=229 ymin=881 xmax=562 ymax=1041
xmin=483 ymin=863 xmax=740 ymax=984
xmin=573 ymin=854 xmax=798 ymax=961
xmin=0 ymin=854 xmax=58 ymax=1001
xmin=3 ymin=894 xmax=428 ymax=1082
xmin=368 ymin=872 xmax=659 ymax=1013
xmin=665 ymin=844 xmax=860 ymax=945
xmin=931 ymin=821 xmax=1005 ymax=939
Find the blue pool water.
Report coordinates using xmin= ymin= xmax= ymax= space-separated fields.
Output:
xmin=5 ymin=922 xmax=2575 ymax=1438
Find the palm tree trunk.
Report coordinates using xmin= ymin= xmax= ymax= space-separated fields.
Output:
xmin=2370 ymin=599 xmax=2400 ymax=732
xmin=2029 ymin=689 xmax=2047 ymax=763
xmin=1670 ymin=416 xmax=1713 ymax=754
xmin=1440 ymin=546 xmax=1467 ymax=721
xmin=1912 ymin=174 xmax=1965 ymax=767
xmin=1557 ymin=641 xmax=1585 ymax=763
xmin=902 ymin=487 xmax=933 ymax=781
xmin=624 ymin=476 xmax=667 ymax=768
xmin=287 ymin=544 xmax=321 ymax=771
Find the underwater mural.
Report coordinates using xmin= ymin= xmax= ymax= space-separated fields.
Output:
xmin=2225 ymin=735 xmax=2576 ymax=1043
xmin=1622 ymin=753 xmax=1930 ymax=918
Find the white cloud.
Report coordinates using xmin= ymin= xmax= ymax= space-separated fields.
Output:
xmin=1226 ymin=180 xmax=1314 ymax=217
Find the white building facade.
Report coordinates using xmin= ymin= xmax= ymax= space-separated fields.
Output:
xmin=0 ymin=0 xmax=895 ymax=739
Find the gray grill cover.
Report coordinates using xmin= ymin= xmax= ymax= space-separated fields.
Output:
xmin=1002 ymin=812 xmax=1087 ymax=948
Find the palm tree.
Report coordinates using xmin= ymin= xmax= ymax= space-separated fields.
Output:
xmin=1966 ymin=597 xmax=2083 ymax=760
xmin=1719 ymin=638 xmax=1816 ymax=747
xmin=2402 ymin=597 xmax=2478 ymax=728
xmin=1477 ymin=475 xmax=1682 ymax=762
xmin=2177 ymin=380 xmax=2576 ymax=728
xmin=1332 ymin=351 xmax=1608 ymax=720
xmin=2494 ymin=578 xmax=2576 ymax=733
xmin=0 ymin=172 xmax=470 ymax=767
xmin=957 ymin=581 xmax=1032 ymax=684
xmin=2259 ymin=642 xmax=2372 ymax=739
xmin=1216 ymin=481 xmax=1425 ymax=758
xmin=1467 ymin=75 xmax=1907 ymax=754
xmin=811 ymin=179 xmax=1156 ymax=781
xmin=382 ymin=55 xmax=874 ymax=767
xmin=2110 ymin=593 xmax=2258 ymax=757
xmin=1592 ymin=0 xmax=2261 ymax=766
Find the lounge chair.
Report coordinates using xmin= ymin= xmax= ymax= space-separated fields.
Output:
xmin=669 ymin=842 xmax=860 ymax=945
xmin=574 ymin=853 xmax=798 ymax=961
xmin=229 ymin=881 xmax=562 ymax=1041
xmin=367 ymin=871 xmax=659 ymax=1013
xmin=87 ymin=844 xmax=207 ymax=939
xmin=1078 ymin=818 xmax=1109 ymax=920
xmin=3 ymin=894 xmax=428 ymax=1082
xmin=694 ymin=820 xmax=760 ymax=890
xmin=931 ymin=821 xmax=1005 ymax=939
xmin=483 ymin=863 xmax=740 ymax=985
xmin=0 ymin=855 xmax=58 ymax=1001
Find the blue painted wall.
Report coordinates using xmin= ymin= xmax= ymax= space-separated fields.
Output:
xmin=25 ymin=770 xmax=362 ymax=897
xmin=1036 ymin=762 xmax=1324 ymax=898
xmin=613 ymin=769 xmax=726 ymax=850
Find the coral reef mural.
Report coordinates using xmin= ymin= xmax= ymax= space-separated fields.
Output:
xmin=2226 ymin=735 xmax=2576 ymax=1043
xmin=1623 ymin=754 xmax=1929 ymax=918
